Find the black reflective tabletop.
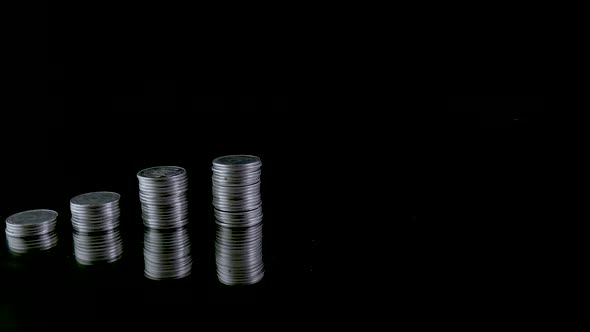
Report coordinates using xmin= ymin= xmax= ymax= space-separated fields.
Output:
xmin=1 ymin=37 xmax=579 ymax=324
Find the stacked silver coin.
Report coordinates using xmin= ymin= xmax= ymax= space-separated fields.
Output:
xmin=212 ymin=155 xmax=264 ymax=285
xmin=5 ymin=209 xmax=59 ymax=254
xmin=138 ymin=166 xmax=192 ymax=280
xmin=70 ymin=192 xmax=123 ymax=265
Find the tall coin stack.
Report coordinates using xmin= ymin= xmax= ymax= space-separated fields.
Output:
xmin=138 ymin=166 xmax=192 ymax=280
xmin=212 ymin=155 xmax=264 ymax=285
xmin=5 ymin=209 xmax=59 ymax=255
xmin=70 ymin=192 xmax=123 ymax=265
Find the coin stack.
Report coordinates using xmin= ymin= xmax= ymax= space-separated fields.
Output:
xmin=5 ymin=209 xmax=59 ymax=255
xmin=212 ymin=155 xmax=264 ymax=285
xmin=138 ymin=166 xmax=192 ymax=280
xmin=70 ymin=192 xmax=123 ymax=265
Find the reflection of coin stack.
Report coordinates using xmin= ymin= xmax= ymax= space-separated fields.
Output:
xmin=5 ymin=209 xmax=58 ymax=255
xmin=70 ymin=192 xmax=123 ymax=265
xmin=138 ymin=166 xmax=192 ymax=280
xmin=212 ymin=155 xmax=264 ymax=285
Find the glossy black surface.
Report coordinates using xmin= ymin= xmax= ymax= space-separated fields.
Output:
xmin=2 ymin=90 xmax=576 ymax=324
xmin=1 ymin=8 xmax=581 ymax=328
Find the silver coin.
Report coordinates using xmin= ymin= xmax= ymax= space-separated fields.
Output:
xmin=142 ymin=216 xmax=188 ymax=224
xmin=70 ymin=207 xmax=120 ymax=215
xmin=214 ymin=217 xmax=263 ymax=228
xmin=212 ymin=175 xmax=260 ymax=183
xmin=212 ymin=163 xmax=261 ymax=171
xmin=212 ymin=194 xmax=261 ymax=203
xmin=214 ymin=219 xmax=263 ymax=229
xmin=137 ymin=166 xmax=186 ymax=179
xmin=6 ymin=220 xmax=57 ymax=237
xmin=140 ymin=202 xmax=189 ymax=211
xmin=214 ymin=215 xmax=263 ymax=225
xmin=212 ymin=155 xmax=261 ymax=167
xmin=214 ymin=206 xmax=263 ymax=220
xmin=212 ymin=197 xmax=261 ymax=206
xmin=141 ymin=211 xmax=188 ymax=221
xmin=71 ymin=224 xmax=120 ymax=233
xmin=6 ymin=209 xmax=58 ymax=226
xmin=142 ymin=219 xmax=189 ymax=229
xmin=5 ymin=209 xmax=59 ymax=254
xmin=138 ymin=185 xmax=189 ymax=194
xmin=212 ymin=168 xmax=261 ymax=176
xmin=212 ymin=169 xmax=261 ymax=177
xmin=142 ymin=216 xmax=188 ymax=223
xmin=141 ymin=205 xmax=188 ymax=214
xmin=212 ymin=196 xmax=260 ymax=206
xmin=138 ymin=173 xmax=188 ymax=181
xmin=211 ymin=184 xmax=261 ymax=195
xmin=138 ymin=176 xmax=188 ymax=184
xmin=212 ymin=170 xmax=260 ymax=177
xmin=70 ymin=192 xmax=120 ymax=207
xmin=212 ymin=186 xmax=261 ymax=195
xmin=141 ymin=209 xmax=189 ymax=217
xmin=139 ymin=194 xmax=188 ymax=204
xmin=212 ymin=191 xmax=261 ymax=200
xmin=212 ymin=200 xmax=261 ymax=210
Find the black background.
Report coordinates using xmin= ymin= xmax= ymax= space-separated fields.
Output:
xmin=1 ymin=6 xmax=583 ymax=328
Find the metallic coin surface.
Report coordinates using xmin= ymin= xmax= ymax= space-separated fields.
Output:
xmin=71 ymin=192 xmax=120 ymax=206
xmin=6 ymin=209 xmax=58 ymax=225
xmin=137 ymin=166 xmax=186 ymax=179
xmin=212 ymin=155 xmax=261 ymax=167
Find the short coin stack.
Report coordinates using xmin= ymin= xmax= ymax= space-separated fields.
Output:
xmin=212 ymin=155 xmax=264 ymax=285
xmin=5 ymin=209 xmax=59 ymax=255
xmin=70 ymin=192 xmax=123 ymax=265
xmin=138 ymin=166 xmax=192 ymax=280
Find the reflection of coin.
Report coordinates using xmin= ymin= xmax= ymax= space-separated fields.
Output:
xmin=70 ymin=192 xmax=120 ymax=206
xmin=137 ymin=166 xmax=185 ymax=179
xmin=6 ymin=233 xmax=59 ymax=254
xmin=73 ymin=229 xmax=123 ymax=265
xmin=6 ymin=209 xmax=58 ymax=225
xmin=144 ymin=227 xmax=192 ymax=280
